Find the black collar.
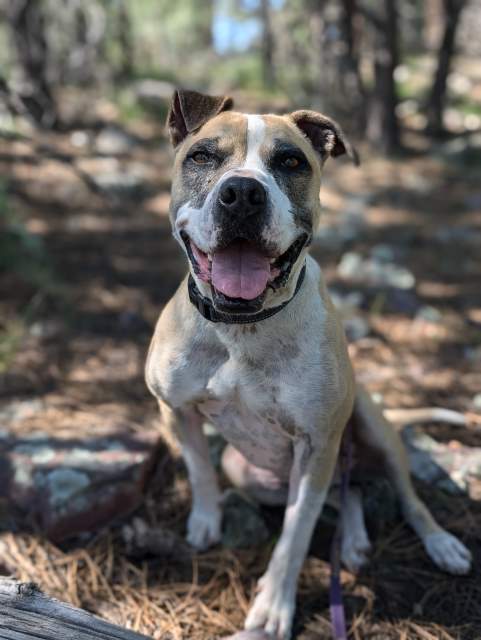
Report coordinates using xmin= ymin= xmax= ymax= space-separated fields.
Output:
xmin=188 ymin=263 xmax=306 ymax=325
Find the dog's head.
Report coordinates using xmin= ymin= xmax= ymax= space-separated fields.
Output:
xmin=168 ymin=89 xmax=358 ymax=315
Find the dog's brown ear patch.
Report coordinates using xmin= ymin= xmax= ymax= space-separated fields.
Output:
xmin=167 ymin=89 xmax=234 ymax=148
xmin=290 ymin=110 xmax=359 ymax=166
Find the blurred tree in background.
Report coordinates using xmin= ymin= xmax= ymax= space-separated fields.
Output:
xmin=0 ymin=0 xmax=480 ymax=151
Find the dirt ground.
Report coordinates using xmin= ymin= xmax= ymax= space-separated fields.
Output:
xmin=0 ymin=93 xmax=481 ymax=639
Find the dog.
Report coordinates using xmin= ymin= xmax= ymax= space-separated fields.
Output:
xmin=145 ymin=89 xmax=472 ymax=639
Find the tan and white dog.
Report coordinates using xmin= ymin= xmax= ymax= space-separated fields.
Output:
xmin=146 ymin=90 xmax=471 ymax=639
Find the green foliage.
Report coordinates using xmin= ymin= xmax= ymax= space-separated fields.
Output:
xmin=213 ymin=54 xmax=265 ymax=90
xmin=127 ymin=0 xmax=214 ymax=74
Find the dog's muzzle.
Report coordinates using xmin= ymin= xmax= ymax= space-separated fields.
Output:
xmin=213 ymin=176 xmax=269 ymax=246
xmin=180 ymin=172 xmax=310 ymax=316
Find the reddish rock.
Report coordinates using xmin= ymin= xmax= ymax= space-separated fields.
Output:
xmin=0 ymin=430 xmax=164 ymax=541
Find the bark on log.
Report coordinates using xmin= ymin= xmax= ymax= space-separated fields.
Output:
xmin=0 ymin=578 xmax=152 ymax=639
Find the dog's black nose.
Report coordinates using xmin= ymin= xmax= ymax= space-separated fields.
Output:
xmin=218 ymin=177 xmax=266 ymax=217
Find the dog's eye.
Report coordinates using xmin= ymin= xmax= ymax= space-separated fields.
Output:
xmin=192 ymin=151 xmax=211 ymax=165
xmin=282 ymin=156 xmax=300 ymax=168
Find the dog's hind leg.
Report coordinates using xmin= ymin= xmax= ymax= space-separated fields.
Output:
xmin=159 ymin=400 xmax=222 ymax=551
xmin=354 ymin=386 xmax=472 ymax=575
xmin=340 ymin=487 xmax=372 ymax=572
xmin=221 ymin=444 xmax=288 ymax=506
xmin=326 ymin=481 xmax=372 ymax=573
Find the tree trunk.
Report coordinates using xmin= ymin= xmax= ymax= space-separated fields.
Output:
xmin=116 ymin=0 xmax=134 ymax=81
xmin=366 ymin=0 xmax=401 ymax=154
xmin=260 ymin=0 xmax=275 ymax=89
xmin=7 ymin=0 xmax=59 ymax=128
xmin=303 ymin=0 xmax=328 ymax=110
xmin=196 ymin=0 xmax=214 ymax=51
xmin=339 ymin=0 xmax=366 ymax=125
xmin=426 ymin=0 xmax=465 ymax=135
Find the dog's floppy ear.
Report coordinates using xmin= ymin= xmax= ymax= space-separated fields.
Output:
xmin=290 ymin=110 xmax=359 ymax=166
xmin=167 ymin=89 xmax=234 ymax=148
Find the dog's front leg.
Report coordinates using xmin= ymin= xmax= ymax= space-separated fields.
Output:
xmin=245 ymin=430 xmax=342 ymax=639
xmin=160 ymin=401 xmax=222 ymax=551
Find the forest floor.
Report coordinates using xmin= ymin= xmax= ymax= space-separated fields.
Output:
xmin=0 ymin=90 xmax=481 ymax=639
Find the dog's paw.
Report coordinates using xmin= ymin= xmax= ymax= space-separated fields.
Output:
xmin=341 ymin=527 xmax=371 ymax=573
xmin=424 ymin=531 xmax=472 ymax=575
xmin=244 ymin=574 xmax=295 ymax=640
xmin=186 ymin=503 xmax=222 ymax=551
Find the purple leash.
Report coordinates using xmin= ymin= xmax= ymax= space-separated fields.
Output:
xmin=329 ymin=422 xmax=353 ymax=640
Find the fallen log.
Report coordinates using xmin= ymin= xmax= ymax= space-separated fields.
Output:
xmin=0 ymin=578 xmax=152 ymax=640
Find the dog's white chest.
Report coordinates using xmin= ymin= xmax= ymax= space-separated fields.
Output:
xmin=197 ymin=360 xmax=294 ymax=477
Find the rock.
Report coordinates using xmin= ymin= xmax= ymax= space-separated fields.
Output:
xmin=402 ymin=173 xmax=432 ymax=194
xmin=372 ymin=263 xmax=414 ymax=291
xmin=316 ymin=196 xmax=367 ymax=248
xmin=402 ymin=425 xmax=481 ymax=496
xmin=29 ymin=319 xmax=64 ymax=339
xmin=472 ymin=394 xmax=481 ymax=410
xmin=338 ymin=249 xmax=415 ymax=290
xmin=122 ymin=517 xmax=190 ymax=559
xmin=329 ymin=290 xmax=364 ymax=312
xmin=0 ymin=399 xmax=44 ymax=423
xmin=329 ymin=290 xmax=369 ymax=341
xmin=80 ymin=156 xmax=148 ymax=201
xmin=370 ymin=243 xmax=396 ymax=263
xmin=43 ymin=468 xmax=90 ymax=507
xmin=414 ymin=306 xmax=443 ymax=324
xmin=91 ymin=159 xmax=147 ymax=199
xmin=0 ymin=431 xmax=161 ymax=540
xmin=221 ymin=490 xmax=269 ymax=549
xmin=133 ymin=79 xmax=175 ymax=110
xmin=70 ymin=130 xmax=89 ymax=148
xmin=337 ymin=252 xmax=363 ymax=279
xmin=95 ymin=125 xmax=137 ymax=155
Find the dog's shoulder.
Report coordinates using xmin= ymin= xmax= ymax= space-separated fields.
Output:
xmin=146 ymin=276 xmax=197 ymax=394
xmin=145 ymin=276 xmax=227 ymax=405
xmin=304 ymin=256 xmax=348 ymax=342
xmin=307 ymin=255 xmax=355 ymax=404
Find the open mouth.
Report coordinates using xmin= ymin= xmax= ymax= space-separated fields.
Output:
xmin=181 ymin=231 xmax=308 ymax=313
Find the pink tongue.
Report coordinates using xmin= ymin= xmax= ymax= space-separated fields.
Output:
xmin=211 ymin=240 xmax=271 ymax=300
